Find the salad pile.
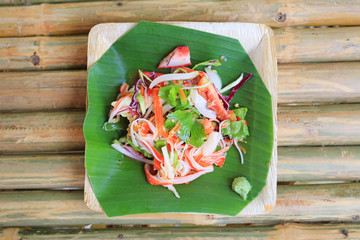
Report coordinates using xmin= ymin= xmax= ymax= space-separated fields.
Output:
xmin=104 ymin=46 xmax=252 ymax=198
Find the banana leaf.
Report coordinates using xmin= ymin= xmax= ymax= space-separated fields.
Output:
xmin=84 ymin=21 xmax=273 ymax=217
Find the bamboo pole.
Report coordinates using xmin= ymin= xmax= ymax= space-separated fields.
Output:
xmin=1 ymin=27 xmax=359 ymax=71
xmin=1 ymin=146 xmax=359 ymax=189
xmin=0 ymin=0 xmax=360 ymax=37
xmin=0 ymin=183 xmax=359 ymax=226
xmin=1 ymin=223 xmax=360 ymax=239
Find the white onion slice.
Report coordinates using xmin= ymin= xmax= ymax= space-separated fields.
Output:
xmin=161 ymin=146 xmax=174 ymax=181
xmin=144 ymin=164 xmax=213 ymax=185
xmin=234 ymin=140 xmax=244 ymax=164
xmin=111 ymin=143 xmax=154 ymax=164
xmin=143 ymin=105 xmax=153 ymax=119
xmin=196 ymin=132 xmax=221 ymax=156
xmin=181 ymin=81 xmax=210 ymax=90
xmin=189 ymin=89 xmax=217 ymax=119
xmin=162 ymin=103 xmax=173 ymax=115
xmin=205 ymin=67 xmax=222 ymax=90
xmin=164 ymin=185 xmax=180 ymax=198
xmin=149 ymin=72 xmax=199 ymax=89
xmin=220 ymin=73 xmax=244 ymax=93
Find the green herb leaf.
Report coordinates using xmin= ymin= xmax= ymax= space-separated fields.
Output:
xmin=155 ymin=140 xmax=167 ymax=152
xmin=136 ymin=94 xmax=146 ymax=115
xmin=159 ymin=85 xmax=190 ymax=108
xmin=103 ymin=121 xmax=126 ymax=131
xmin=128 ymin=140 xmax=153 ymax=158
xmin=190 ymin=121 xmax=207 ymax=147
xmin=165 ymin=110 xmax=196 ymax=142
xmin=233 ymin=107 xmax=248 ymax=120
xmin=222 ymin=120 xmax=249 ymax=141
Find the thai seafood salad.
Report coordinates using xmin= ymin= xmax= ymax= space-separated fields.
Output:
xmin=104 ymin=46 xmax=252 ymax=198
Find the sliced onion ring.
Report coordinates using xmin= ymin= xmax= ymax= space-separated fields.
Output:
xmin=111 ymin=142 xmax=154 ymax=164
xmin=149 ymin=72 xmax=199 ymax=88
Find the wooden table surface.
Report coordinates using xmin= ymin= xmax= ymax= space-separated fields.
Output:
xmin=1 ymin=0 xmax=360 ymax=239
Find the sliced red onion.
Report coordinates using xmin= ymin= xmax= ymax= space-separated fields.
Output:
xmin=205 ymin=66 xmax=222 ymax=91
xmin=209 ymin=83 xmax=229 ymax=111
xmin=189 ymin=89 xmax=217 ymax=119
xmin=226 ymin=73 xmax=253 ymax=103
xmin=108 ymin=96 xmax=132 ymax=121
xmin=149 ymin=72 xmax=199 ymax=89
xmin=111 ymin=142 xmax=154 ymax=164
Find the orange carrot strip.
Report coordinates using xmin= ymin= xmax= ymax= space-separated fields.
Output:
xmin=179 ymin=88 xmax=187 ymax=100
xmin=152 ymin=88 xmax=168 ymax=138
xmin=168 ymin=121 xmax=181 ymax=139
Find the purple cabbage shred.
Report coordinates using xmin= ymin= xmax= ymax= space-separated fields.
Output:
xmin=226 ymin=73 xmax=253 ymax=103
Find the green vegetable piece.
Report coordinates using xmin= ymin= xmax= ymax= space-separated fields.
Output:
xmin=128 ymin=140 xmax=153 ymax=158
xmin=168 ymin=87 xmax=177 ymax=107
xmin=173 ymin=152 xmax=179 ymax=169
xmin=192 ymin=59 xmax=222 ymax=70
xmin=232 ymin=177 xmax=252 ymax=200
xmin=165 ymin=110 xmax=196 ymax=142
xmin=233 ymin=107 xmax=248 ymax=120
xmin=222 ymin=120 xmax=249 ymax=141
xmin=103 ymin=122 xmax=125 ymax=131
xmin=190 ymin=121 xmax=207 ymax=147
xmin=155 ymin=140 xmax=167 ymax=151
xmin=136 ymin=94 xmax=146 ymax=115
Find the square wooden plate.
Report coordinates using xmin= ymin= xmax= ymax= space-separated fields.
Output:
xmin=85 ymin=22 xmax=278 ymax=216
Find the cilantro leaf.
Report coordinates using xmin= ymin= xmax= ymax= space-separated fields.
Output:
xmin=190 ymin=121 xmax=207 ymax=147
xmin=165 ymin=110 xmax=196 ymax=142
xmin=233 ymin=107 xmax=248 ymax=120
xmin=222 ymin=120 xmax=249 ymax=141
xmin=159 ymin=85 xmax=190 ymax=108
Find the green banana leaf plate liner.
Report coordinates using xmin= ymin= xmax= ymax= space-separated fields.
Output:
xmin=84 ymin=21 xmax=274 ymax=217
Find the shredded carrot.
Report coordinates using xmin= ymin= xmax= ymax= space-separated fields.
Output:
xmin=168 ymin=121 xmax=181 ymax=138
xmin=238 ymin=144 xmax=247 ymax=154
xmin=179 ymin=88 xmax=187 ymax=100
xmin=152 ymin=88 xmax=168 ymax=138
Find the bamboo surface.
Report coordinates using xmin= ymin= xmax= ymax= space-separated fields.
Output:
xmin=1 ymin=104 xmax=359 ymax=153
xmin=1 ymin=223 xmax=360 ymax=239
xmin=1 ymin=26 xmax=360 ymax=71
xmin=0 ymin=183 xmax=359 ymax=226
xmin=1 ymin=0 xmax=360 ymax=37
xmin=0 ymin=71 xmax=87 ymax=111
xmin=0 ymin=111 xmax=85 ymax=153
xmin=1 ymin=62 xmax=360 ymax=112
xmin=0 ymin=2 xmax=359 ymax=230
xmin=0 ymin=146 xmax=359 ymax=189
xmin=0 ymin=0 xmax=111 ymax=5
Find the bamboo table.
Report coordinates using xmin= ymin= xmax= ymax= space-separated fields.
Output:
xmin=1 ymin=1 xmax=360 ymax=239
